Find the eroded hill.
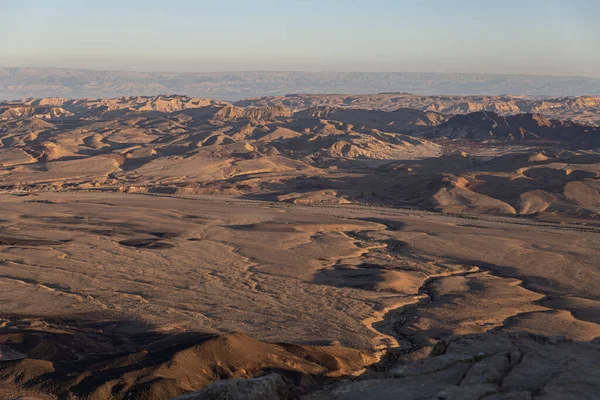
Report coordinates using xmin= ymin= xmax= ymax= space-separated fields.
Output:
xmin=0 ymin=95 xmax=599 ymax=219
xmin=238 ymin=94 xmax=600 ymax=125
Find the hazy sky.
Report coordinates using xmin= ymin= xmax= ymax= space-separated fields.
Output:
xmin=2 ymin=0 xmax=599 ymax=77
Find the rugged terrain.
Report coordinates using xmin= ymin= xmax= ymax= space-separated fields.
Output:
xmin=0 ymin=94 xmax=598 ymax=399
xmin=1 ymin=95 xmax=599 ymax=218
xmin=239 ymin=93 xmax=600 ymax=125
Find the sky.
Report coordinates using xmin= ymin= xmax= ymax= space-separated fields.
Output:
xmin=1 ymin=0 xmax=599 ymax=77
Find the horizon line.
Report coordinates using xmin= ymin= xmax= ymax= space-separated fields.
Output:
xmin=2 ymin=93 xmax=596 ymax=104
xmin=2 ymin=66 xmax=599 ymax=81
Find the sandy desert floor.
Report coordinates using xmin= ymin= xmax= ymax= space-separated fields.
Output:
xmin=1 ymin=191 xmax=598 ymax=346
xmin=0 ymin=192 xmax=599 ymax=398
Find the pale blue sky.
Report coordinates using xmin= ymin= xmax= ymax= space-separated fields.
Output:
xmin=2 ymin=0 xmax=599 ymax=77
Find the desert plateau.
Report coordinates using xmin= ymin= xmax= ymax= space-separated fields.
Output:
xmin=5 ymin=0 xmax=600 ymax=396
xmin=0 ymin=91 xmax=597 ymax=399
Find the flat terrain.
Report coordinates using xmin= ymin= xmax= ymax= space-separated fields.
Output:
xmin=4 ymin=190 xmax=599 ymax=344
xmin=0 ymin=192 xmax=599 ymax=398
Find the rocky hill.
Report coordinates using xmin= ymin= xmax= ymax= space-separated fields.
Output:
xmin=0 ymin=95 xmax=598 ymax=218
xmin=429 ymin=112 xmax=600 ymax=145
xmin=238 ymin=94 xmax=600 ymax=125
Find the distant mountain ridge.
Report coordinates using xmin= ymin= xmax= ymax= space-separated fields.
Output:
xmin=2 ymin=67 xmax=600 ymax=100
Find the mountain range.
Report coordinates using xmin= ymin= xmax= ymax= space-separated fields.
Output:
xmin=2 ymin=68 xmax=600 ymax=100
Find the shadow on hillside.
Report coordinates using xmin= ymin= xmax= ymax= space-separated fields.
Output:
xmin=0 ymin=312 xmax=369 ymax=399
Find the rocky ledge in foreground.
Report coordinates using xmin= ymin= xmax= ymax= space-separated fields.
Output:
xmin=1 ymin=317 xmax=599 ymax=399
xmin=0 ymin=317 xmax=373 ymax=400
xmin=178 ymin=331 xmax=600 ymax=400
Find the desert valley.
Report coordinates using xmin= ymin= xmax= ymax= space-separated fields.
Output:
xmin=0 ymin=93 xmax=599 ymax=399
